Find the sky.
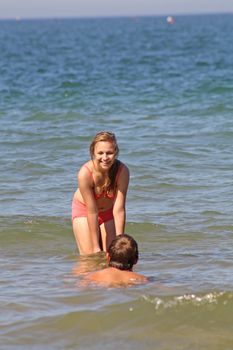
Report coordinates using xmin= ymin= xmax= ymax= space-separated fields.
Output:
xmin=0 ymin=0 xmax=233 ymax=19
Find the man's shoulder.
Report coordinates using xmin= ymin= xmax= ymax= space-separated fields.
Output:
xmin=85 ymin=268 xmax=148 ymax=287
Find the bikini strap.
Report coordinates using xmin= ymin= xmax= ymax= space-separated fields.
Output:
xmin=83 ymin=164 xmax=93 ymax=177
xmin=83 ymin=161 xmax=123 ymax=188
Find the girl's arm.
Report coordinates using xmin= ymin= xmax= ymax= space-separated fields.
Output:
xmin=78 ymin=167 xmax=100 ymax=251
xmin=113 ymin=164 xmax=130 ymax=235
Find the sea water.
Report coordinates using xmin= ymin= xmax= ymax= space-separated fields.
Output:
xmin=1 ymin=14 xmax=233 ymax=349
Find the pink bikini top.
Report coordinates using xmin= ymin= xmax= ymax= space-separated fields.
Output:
xmin=83 ymin=162 xmax=123 ymax=200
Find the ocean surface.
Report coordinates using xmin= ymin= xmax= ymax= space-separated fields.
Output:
xmin=1 ymin=14 xmax=233 ymax=349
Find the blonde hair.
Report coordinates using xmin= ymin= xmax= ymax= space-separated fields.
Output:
xmin=90 ymin=131 xmax=121 ymax=193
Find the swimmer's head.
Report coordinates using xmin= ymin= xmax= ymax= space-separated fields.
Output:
xmin=107 ymin=234 xmax=139 ymax=271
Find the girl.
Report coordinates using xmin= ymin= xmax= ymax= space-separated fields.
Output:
xmin=72 ymin=131 xmax=129 ymax=255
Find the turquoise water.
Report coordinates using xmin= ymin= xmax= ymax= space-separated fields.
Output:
xmin=1 ymin=14 xmax=233 ymax=349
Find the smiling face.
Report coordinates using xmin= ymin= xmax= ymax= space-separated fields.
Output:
xmin=93 ymin=141 xmax=116 ymax=172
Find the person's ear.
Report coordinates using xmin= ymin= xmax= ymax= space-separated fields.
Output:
xmin=106 ymin=252 xmax=110 ymax=263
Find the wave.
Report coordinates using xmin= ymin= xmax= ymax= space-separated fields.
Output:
xmin=1 ymin=290 xmax=233 ymax=350
xmin=141 ymin=290 xmax=233 ymax=310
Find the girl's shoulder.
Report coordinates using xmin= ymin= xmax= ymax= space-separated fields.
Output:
xmin=78 ymin=161 xmax=94 ymax=181
xmin=79 ymin=160 xmax=93 ymax=171
xmin=116 ymin=159 xmax=129 ymax=172
xmin=116 ymin=160 xmax=130 ymax=178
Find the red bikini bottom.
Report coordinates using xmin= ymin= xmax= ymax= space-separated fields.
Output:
xmin=72 ymin=198 xmax=114 ymax=225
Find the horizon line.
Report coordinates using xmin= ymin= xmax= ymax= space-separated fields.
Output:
xmin=0 ymin=11 xmax=232 ymax=21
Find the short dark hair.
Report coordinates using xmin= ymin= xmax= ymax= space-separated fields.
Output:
xmin=108 ymin=234 xmax=139 ymax=271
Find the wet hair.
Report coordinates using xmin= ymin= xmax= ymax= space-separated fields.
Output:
xmin=90 ymin=131 xmax=120 ymax=193
xmin=108 ymin=234 xmax=139 ymax=271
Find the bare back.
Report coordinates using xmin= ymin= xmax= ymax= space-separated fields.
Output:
xmin=85 ymin=267 xmax=148 ymax=287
